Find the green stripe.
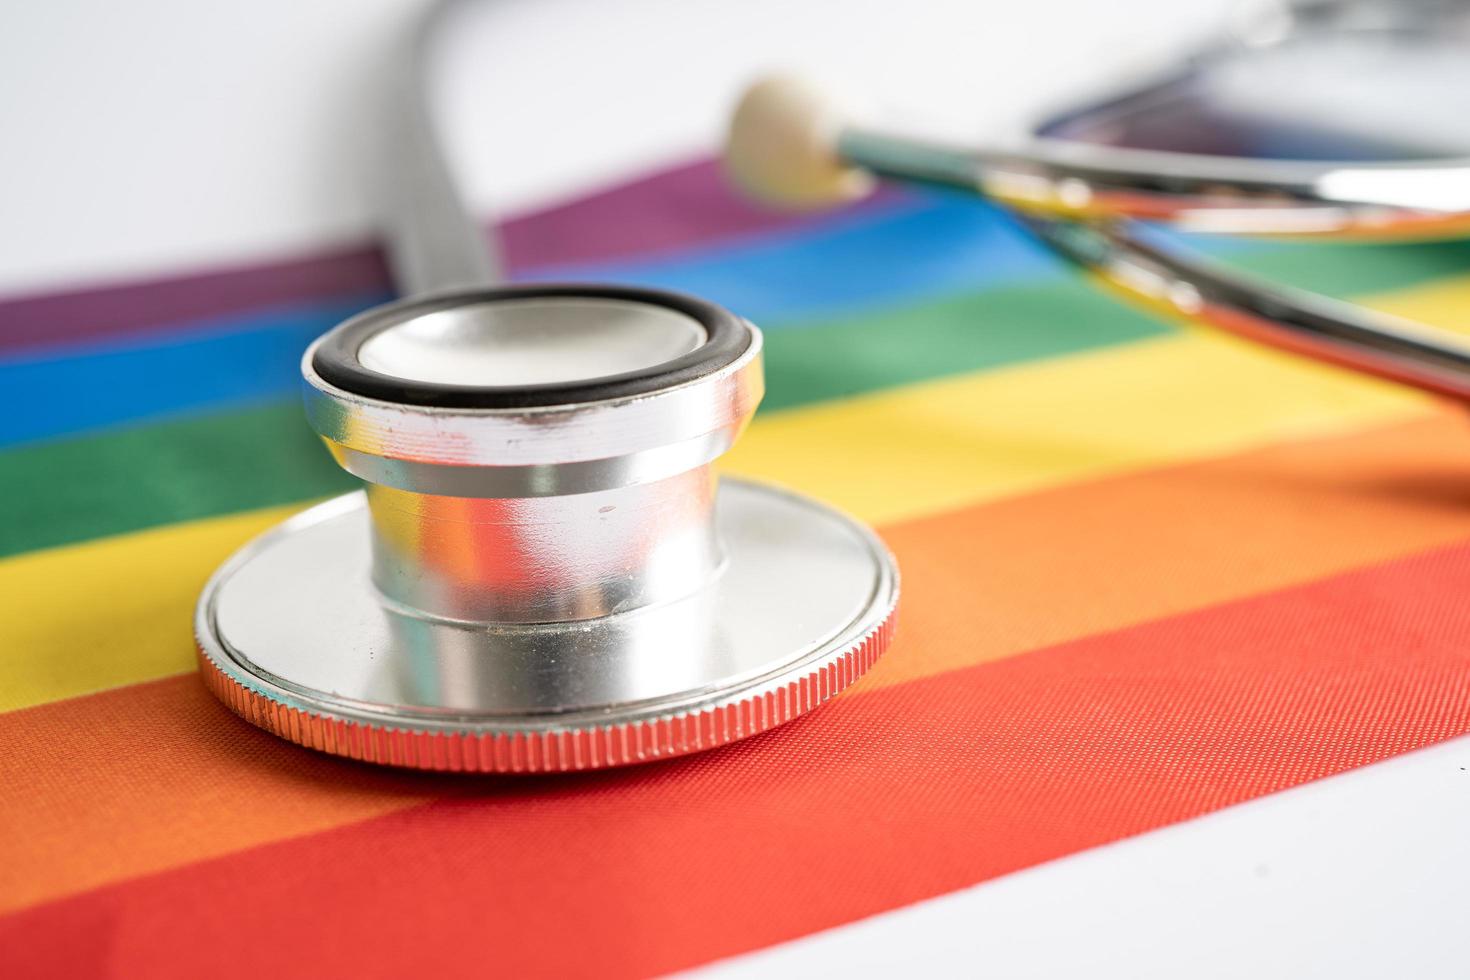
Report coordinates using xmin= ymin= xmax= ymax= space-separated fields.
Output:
xmin=0 ymin=404 xmax=357 ymax=558
xmin=0 ymin=279 xmax=1163 ymax=558
xmin=1218 ymin=238 xmax=1470 ymax=300
xmin=4 ymin=239 xmax=1465 ymax=561
xmin=762 ymin=278 xmax=1162 ymax=409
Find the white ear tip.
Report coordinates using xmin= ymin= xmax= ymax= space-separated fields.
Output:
xmin=724 ymin=75 xmax=874 ymax=210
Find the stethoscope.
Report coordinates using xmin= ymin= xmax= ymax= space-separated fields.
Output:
xmin=727 ymin=0 xmax=1470 ymax=401
xmin=197 ymin=0 xmax=1467 ymax=773
xmin=195 ymin=0 xmax=898 ymax=773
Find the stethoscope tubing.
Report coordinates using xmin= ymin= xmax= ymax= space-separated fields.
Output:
xmin=383 ymin=0 xmax=502 ymax=296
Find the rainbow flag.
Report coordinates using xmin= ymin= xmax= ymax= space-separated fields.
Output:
xmin=5 ymin=159 xmax=1470 ymax=976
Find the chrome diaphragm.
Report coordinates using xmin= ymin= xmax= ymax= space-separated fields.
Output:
xmin=196 ymin=284 xmax=898 ymax=772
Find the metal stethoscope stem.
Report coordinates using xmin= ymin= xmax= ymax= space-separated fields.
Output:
xmin=383 ymin=0 xmax=501 ymax=295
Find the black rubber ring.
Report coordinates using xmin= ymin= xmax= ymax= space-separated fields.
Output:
xmin=311 ymin=283 xmax=752 ymax=409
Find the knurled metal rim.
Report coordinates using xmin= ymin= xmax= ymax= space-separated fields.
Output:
xmin=196 ymin=603 xmax=897 ymax=774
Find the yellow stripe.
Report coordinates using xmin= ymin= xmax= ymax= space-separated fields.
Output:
xmin=722 ymin=330 xmax=1423 ymax=524
xmin=1366 ymin=274 xmax=1470 ymax=330
xmin=0 ymin=505 xmax=305 ymax=713
xmin=0 ymin=278 xmax=1456 ymax=715
xmin=722 ymin=272 xmax=1467 ymax=524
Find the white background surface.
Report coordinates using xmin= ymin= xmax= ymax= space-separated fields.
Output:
xmin=3 ymin=1 xmax=1469 ymax=977
xmin=2 ymin=0 xmax=1230 ymax=292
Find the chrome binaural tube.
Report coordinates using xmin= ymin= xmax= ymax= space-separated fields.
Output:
xmin=834 ymin=126 xmax=1470 ymax=238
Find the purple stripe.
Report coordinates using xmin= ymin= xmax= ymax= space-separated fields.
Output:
xmin=498 ymin=158 xmax=905 ymax=269
xmin=0 ymin=159 xmax=907 ymax=356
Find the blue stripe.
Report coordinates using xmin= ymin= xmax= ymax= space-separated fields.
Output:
xmin=525 ymin=196 xmax=1059 ymax=323
xmin=0 ymin=191 xmax=1246 ymax=449
xmin=0 ymin=298 xmax=380 ymax=447
xmin=0 ymin=195 xmax=1043 ymax=448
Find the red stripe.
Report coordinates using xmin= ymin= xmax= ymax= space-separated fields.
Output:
xmin=6 ymin=537 xmax=1470 ymax=978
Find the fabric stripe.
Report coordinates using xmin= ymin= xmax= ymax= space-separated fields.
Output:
xmin=4 ymin=410 xmax=1470 ymax=916
xmin=9 ymin=150 xmax=1470 ymax=980
xmin=861 ymin=409 xmax=1470 ymax=693
xmin=1226 ymin=236 xmax=1470 ymax=299
xmin=7 ymin=537 xmax=1470 ymax=978
xmin=0 ymin=160 xmax=909 ymax=356
xmin=0 ymin=329 xmax=1429 ymax=714
xmin=0 ymin=201 xmax=1029 ymax=447
xmin=495 ymin=158 xmax=912 ymax=274
xmin=0 ymin=249 xmax=388 ymax=358
xmin=0 ymin=504 xmax=310 ymax=714
xmin=1337 ymin=273 xmax=1470 ymax=333
xmin=724 ymin=330 xmax=1423 ymax=526
xmin=0 ymin=280 xmax=1163 ymax=558
xmin=0 ymin=404 xmax=354 ymax=559
xmin=3 ymin=273 xmax=1465 ymax=558
xmin=528 ymin=215 xmax=1470 ymax=328
xmin=9 ymin=195 xmax=1470 ymax=449
xmin=0 ymin=299 xmax=373 ymax=447
xmin=527 ymin=197 xmax=1053 ymax=324
xmin=759 ymin=278 xmax=1161 ymax=408
xmin=5 ymin=153 xmax=1467 ymax=365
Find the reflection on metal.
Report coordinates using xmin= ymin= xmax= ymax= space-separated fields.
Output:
xmin=197 ymin=484 xmax=898 ymax=773
xmin=198 ymin=285 xmax=898 ymax=772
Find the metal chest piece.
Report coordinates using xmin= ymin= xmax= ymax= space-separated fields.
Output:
xmin=196 ymin=284 xmax=899 ymax=772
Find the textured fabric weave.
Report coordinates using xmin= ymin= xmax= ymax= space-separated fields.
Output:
xmin=4 ymin=158 xmax=1470 ymax=977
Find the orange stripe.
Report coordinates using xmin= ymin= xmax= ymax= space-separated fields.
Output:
xmin=864 ymin=407 xmax=1470 ymax=692
xmin=0 ymin=678 xmax=444 ymax=911
xmin=7 ymin=531 xmax=1470 ymax=978
xmin=5 ymin=411 xmax=1470 ymax=913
